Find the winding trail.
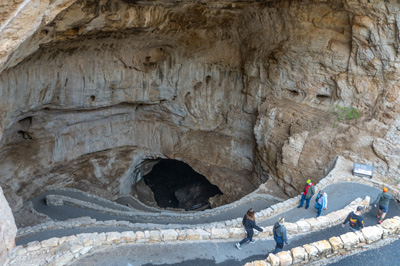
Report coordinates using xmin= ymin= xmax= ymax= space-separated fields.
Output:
xmin=17 ymin=190 xmax=279 ymax=245
xmin=16 ymin=182 xmax=400 ymax=265
xmin=65 ymin=183 xmax=400 ymax=266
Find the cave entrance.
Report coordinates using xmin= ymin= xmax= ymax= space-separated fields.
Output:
xmin=143 ymin=159 xmax=222 ymax=211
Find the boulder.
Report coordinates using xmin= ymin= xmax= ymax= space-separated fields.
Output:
xmin=0 ymin=186 xmax=17 ymax=266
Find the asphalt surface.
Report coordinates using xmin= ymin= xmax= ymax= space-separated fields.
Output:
xmin=66 ymin=208 xmax=400 ymax=266
xmin=17 ymin=191 xmax=279 ymax=245
xmin=63 ymin=182 xmax=400 ymax=266
xmin=258 ymin=182 xmax=381 ymax=226
xmin=30 ymin=190 xmax=280 ymax=225
xmin=329 ymin=238 xmax=400 ymax=266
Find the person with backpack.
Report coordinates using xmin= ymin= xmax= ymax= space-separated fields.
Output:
xmin=371 ymin=187 xmax=393 ymax=224
xmin=235 ymin=208 xmax=263 ymax=250
xmin=273 ymin=217 xmax=289 ymax=254
xmin=342 ymin=206 xmax=364 ymax=232
xmin=314 ymin=190 xmax=328 ymax=217
xmin=297 ymin=179 xmax=315 ymax=209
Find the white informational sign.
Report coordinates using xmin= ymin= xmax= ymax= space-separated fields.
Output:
xmin=353 ymin=163 xmax=374 ymax=178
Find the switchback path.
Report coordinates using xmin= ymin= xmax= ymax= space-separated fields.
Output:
xmin=20 ymin=182 xmax=400 ymax=265
xmin=68 ymin=206 xmax=400 ymax=266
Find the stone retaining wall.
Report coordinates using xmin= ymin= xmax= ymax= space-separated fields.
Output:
xmin=14 ymin=156 xmax=343 ymax=239
xmin=245 ymin=216 xmax=400 ymax=266
xmin=52 ymin=186 xmax=283 ymax=218
xmin=17 ymin=156 xmax=379 ymax=239
xmin=45 ymin=156 xmax=400 ymax=228
xmin=9 ymin=156 xmax=400 ymax=265
xmin=44 ymin=193 xmax=283 ymax=224
xmin=8 ymin=196 xmax=370 ymax=266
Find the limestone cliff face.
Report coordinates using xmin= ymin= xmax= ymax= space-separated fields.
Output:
xmin=0 ymin=186 xmax=17 ymax=265
xmin=0 ymin=0 xmax=399 ymax=209
xmin=251 ymin=0 xmax=400 ymax=195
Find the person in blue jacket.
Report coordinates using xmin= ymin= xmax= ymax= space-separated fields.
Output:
xmin=314 ymin=190 xmax=328 ymax=217
xmin=235 ymin=208 xmax=263 ymax=249
xmin=273 ymin=217 xmax=289 ymax=254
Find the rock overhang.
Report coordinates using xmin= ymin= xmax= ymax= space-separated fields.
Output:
xmin=0 ymin=0 xmax=399 ymax=212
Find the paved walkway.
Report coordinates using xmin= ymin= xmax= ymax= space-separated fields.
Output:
xmin=328 ymin=237 xmax=400 ymax=266
xmin=17 ymin=190 xmax=279 ymax=245
xmin=258 ymin=182 xmax=382 ymax=226
xmin=69 ymin=205 xmax=400 ymax=266
xmin=18 ymin=182 xmax=400 ymax=265
xmin=30 ymin=190 xmax=280 ymax=225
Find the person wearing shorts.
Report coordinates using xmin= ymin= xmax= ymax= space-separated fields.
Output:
xmin=371 ymin=187 xmax=393 ymax=224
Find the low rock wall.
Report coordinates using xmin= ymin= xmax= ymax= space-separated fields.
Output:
xmin=17 ymin=156 xmax=380 ymax=239
xmin=9 ymin=156 xmax=400 ymax=266
xmin=8 ymin=196 xmax=370 ymax=266
xmin=49 ymin=186 xmax=283 ymax=219
xmin=245 ymin=216 xmax=400 ymax=266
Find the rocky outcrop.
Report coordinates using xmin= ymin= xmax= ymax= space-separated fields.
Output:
xmin=0 ymin=0 xmax=76 ymax=72
xmin=250 ymin=0 xmax=400 ymax=195
xmin=0 ymin=0 xmax=399 ymax=209
xmin=0 ymin=185 xmax=17 ymax=265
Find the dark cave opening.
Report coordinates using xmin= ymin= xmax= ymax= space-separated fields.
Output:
xmin=143 ymin=159 xmax=223 ymax=211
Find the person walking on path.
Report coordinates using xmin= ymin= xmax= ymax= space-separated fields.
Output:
xmin=297 ymin=179 xmax=315 ymax=209
xmin=371 ymin=187 xmax=393 ymax=224
xmin=235 ymin=208 xmax=263 ymax=250
xmin=272 ymin=217 xmax=289 ymax=254
xmin=315 ymin=190 xmax=328 ymax=217
xmin=342 ymin=206 xmax=364 ymax=232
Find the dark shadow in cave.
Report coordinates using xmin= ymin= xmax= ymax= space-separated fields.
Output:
xmin=143 ymin=159 xmax=222 ymax=211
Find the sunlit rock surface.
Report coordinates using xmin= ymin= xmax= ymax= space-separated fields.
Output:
xmin=0 ymin=185 xmax=17 ymax=265
xmin=0 ymin=0 xmax=399 ymax=209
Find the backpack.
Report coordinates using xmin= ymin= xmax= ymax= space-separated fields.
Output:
xmin=273 ymin=225 xmax=283 ymax=243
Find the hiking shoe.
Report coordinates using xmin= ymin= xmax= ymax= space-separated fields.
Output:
xmin=305 ymin=206 xmax=309 ymax=209
xmin=378 ymin=220 xmax=382 ymax=224
xmin=235 ymin=243 xmax=241 ymax=250
xmin=250 ymin=240 xmax=256 ymax=244
xmin=297 ymin=205 xmax=302 ymax=208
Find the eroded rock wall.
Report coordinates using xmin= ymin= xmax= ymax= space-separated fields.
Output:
xmin=243 ymin=0 xmax=400 ymax=195
xmin=0 ymin=185 xmax=17 ymax=265
xmin=0 ymin=0 xmax=399 ymax=208
xmin=0 ymin=1 xmax=259 ymax=209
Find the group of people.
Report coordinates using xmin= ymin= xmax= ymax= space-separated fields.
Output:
xmin=297 ymin=179 xmax=327 ymax=217
xmin=342 ymin=186 xmax=393 ymax=231
xmin=235 ymin=179 xmax=394 ymax=254
xmin=235 ymin=208 xmax=288 ymax=254
xmin=297 ymin=179 xmax=393 ymax=224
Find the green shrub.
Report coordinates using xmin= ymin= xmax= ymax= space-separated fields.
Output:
xmin=331 ymin=105 xmax=360 ymax=121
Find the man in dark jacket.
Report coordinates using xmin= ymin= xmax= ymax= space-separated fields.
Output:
xmin=342 ymin=206 xmax=364 ymax=232
xmin=272 ymin=217 xmax=289 ymax=254
xmin=297 ymin=179 xmax=315 ymax=209
xmin=371 ymin=187 xmax=393 ymax=224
